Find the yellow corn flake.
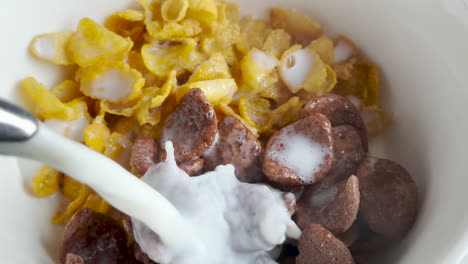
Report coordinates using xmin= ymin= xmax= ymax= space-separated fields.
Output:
xmin=19 ymin=77 xmax=79 ymax=120
xmin=333 ymin=35 xmax=358 ymax=63
xmin=138 ymin=0 xmax=163 ymax=38
xmin=216 ymin=103 xmax=258 ymax=137
xmin=332 ymin=36 xmax=359 ymax=80
xmin=105 ymin=9 xmax=146 ymax=46
xmin=29 ymin=31 xmax=74 ymax=65
xmin=51 ymin=80 xmax=82 ymax=103
xmin=104 ymin=132 xmax=133 ymax=170
xmin=42 ymin=98 xmax=91 ymax=142
xmin=258 ymin=80 xmax=293 ymax=105
xmin=361 ymin=106 xmax=394 ymax=137
xmin=236 ymin=16 xmax=272 ymax=55
xmin=307 ymin=36 xmax=334 ymax=65
xmin=100 ymin=101 xmax=137 ymax=117
xmin=136 ymin=70 xmax=177 ymax=125
xmin=84 ymin=113 xmax=111 ymax=153
xmin=241 ymin=48 xmax=278 ymax=89
xmin=52 ymin=184 xmax=89 ymax=224
xmin=302 ymin=49 xmax=327 ymax=93
xmin=334 ymin=59 xmax=379 ymax=106
xmin=128 ymin=51 xmax=160 ymax=87
xmin=67 ymin=18 xmax=133 ymax=67
xmin=269 ymin=7 xmax=323 ymax=46
xmin=31 ymin=166 xmax=61 ymax=197
xmin=186 ymin=0 xmax=218 ymax=26
xmin=111 ymin=117 xmax=141 ymax=140
xmin=201 ymin=32 xmax=238 ymax=65
xmin=102 ymin=70 xmax=173 ymax=121
xmin=267 ymin=96 xmax=303 ymax=130
xmin=61 ymin=176 xmax=82 ymax=200
xmin=278 ymin=45 xmax=327 ymax=94
xmin=238 ymin=97 xmax=270 ymax=131
xmin=199 ymin=2 xmax=240 ymax=63
xmin=151 ymin=19 xmax=203 ymax=40
xmin=262 ymin=29 xmax=292 ymax=58
xmin=321 ymin=65 xmax=338 ymax=94
xmin=83 ymin=193 xmax=111 ymax=214
xmin=216 ymin=1 xmax=239 ymax=24
xmin=333 ymin=57 xmax=357 ymax=81
xmin=142 ymin=39 xmax=201 ymax=77
xmin=176 ymin=79 xmax=237 ymax=104
xmin=161 ymin=0 xmax=189 ymax=22
xmin=79 ymin=62 xmax=145 ymax=104
xmin=278 ymin=44 xmax=302 ymax=93
xmin=189 ymin=53 xmax=231 ymax=82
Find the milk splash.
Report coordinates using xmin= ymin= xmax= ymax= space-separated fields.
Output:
xmin=132 ymin=142 xmax=301 ymax=264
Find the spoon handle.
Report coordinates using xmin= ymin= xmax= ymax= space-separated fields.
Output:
xmin=0 ymin=99 xmax=38 ymax=142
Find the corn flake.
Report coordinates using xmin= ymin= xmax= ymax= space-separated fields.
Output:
xmin=43 ymin=98 xmax=91 ymax=142
xmin=333 ymin=35 xmax=358 ymax=64
xmin=83 ymin=193 xmax=111 ymax=214
xmin=67 ymin=18 xmax=133 ymax=67
xmin=136 ymin=70 xmax=177 ymax=125
xmin=267 ymin=96 xmax=303 ymax=130
xmin=53 ymin=184 xmax=89 ymax=224
xmin=269 ymin=7 xmax=323 ymax=46
xmin=138 ymin=0 xmax=164 ymax=38
xmin=189 ymin=53 xmax=231 ymax=82
xmin=84 ymin=113 xmax=111 ymax=153
xmin=152 ymin=19 xmax=203 ymax=40
xmin=176 ymin=79 xmax=237 ymax=104
xmin=302 ymin=49 xmax=327 ymax=93
xmin=51 ymin=80 xmax=82 ymax=103
xmin=104 ymin=132 xmax=133 ymax=170
xmin=29 ymin=32 xmax=74 ymax=65
xmin=61 ymin=176 xmax=82 ymax=200
xmin=186 ymin=0 xmax=218 ymax=26
xmin=262 ymin=29 xmax=292 ymax=59
xmin=201 ymin=30 xmax=238 ymax=65
xmin=334 ymin=59 xmax=379 ymax=106
xmin=217 ymin=1 xmax=239 ymax=24
xmin=31 ymin=166 xmax=61 ymax=197
xmin=307 ymin=36 xmax=334 ymax=65
xmin=105 ymin=9 xmax=146 ymax=46
xmin=216 ymin=103 xmax=258 ymax=137
xmin=162 ymin=0 xmax=189 ymax=22
xmin=236 ymin=16 xmax=271 ymax=55
xmin=142 ymin=39 xmax=201 ymax=77
xmin=241 ymin=48 xmax=278 ymax=89
xmin=361 ymin=106 xmax=394 ymax=137
xmin=20 ymin=77 xmax=79 ymax=120
xmin=238 ymin=97 xmax=270 ymax=131
xmin=258 ymin=80 xmax=293 ymax=105
xmin=79 ymin=62 xmax=145 ymax=104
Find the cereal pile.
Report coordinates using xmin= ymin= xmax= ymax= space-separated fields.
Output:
xmin=19 ymin=0 xmax=415 ymax=263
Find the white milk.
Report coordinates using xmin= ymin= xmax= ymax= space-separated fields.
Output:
xmin=252 ymin=49 xmax=278 ymax=71
xmin=280 ymin=49 xmax=313 ymax=93
xmin=133 ymin=142 xmax=301 ymax=264
xmin=88 ymin=68 xmax=135 ymax=102
xmin=333 ymin=41 xmax=353 ymax=63
xmin=267 ymin=130 xmax=330 ymax=183
xmin=44 ymin=114 xmax=89 ymax=142
xmin=32 ymin=35 xmax=57 ymax=61
xmin=1 ymin=124 xmax=300 ymax=264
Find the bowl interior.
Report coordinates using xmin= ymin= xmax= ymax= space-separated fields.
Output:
xmin=1 ymin=0 xmax=468 ymax=263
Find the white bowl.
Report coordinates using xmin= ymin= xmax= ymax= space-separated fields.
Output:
xmin=1 ymin=0 xmax=468 ymax=263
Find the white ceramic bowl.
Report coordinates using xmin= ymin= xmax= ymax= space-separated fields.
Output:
xmin=1 ymin=0 xmax=468 ymax=263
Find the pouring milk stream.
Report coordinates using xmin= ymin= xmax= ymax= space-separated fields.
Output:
xmin=0 ymin=99 xmax=301 ymax=264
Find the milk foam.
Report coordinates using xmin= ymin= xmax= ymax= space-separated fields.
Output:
xmin=133 ymin=142 xmax=301 ymax=264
